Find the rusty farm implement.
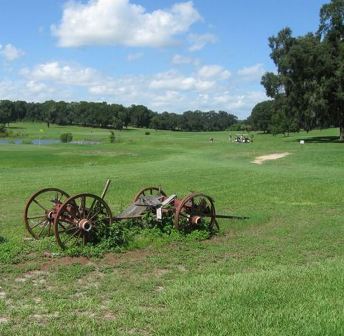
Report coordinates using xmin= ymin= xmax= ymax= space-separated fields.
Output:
xmin=24 ymin=180 xmax=247 ymax=249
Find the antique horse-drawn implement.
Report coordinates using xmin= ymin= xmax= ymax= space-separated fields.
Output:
xmin=24 ymin=180 xmax=247 ymax=249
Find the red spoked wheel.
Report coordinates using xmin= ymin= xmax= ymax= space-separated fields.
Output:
xmin=174 ymin=193 xmax=218 ymax=232
xmin=24 ymin=188 xmax=69 ymax=239
xmin=133 ymin=186 xmax=167 ymax=202
xmin=54 ymin=193 xmax=113 ymax=249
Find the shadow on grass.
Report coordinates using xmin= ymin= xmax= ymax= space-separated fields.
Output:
xmin=8 ymin=126 xmax=25 ymax=130
xmin=0 ymin=236 xmax=8 ymax=244
xmin=296 ymin=136 xmax=343 ymax=143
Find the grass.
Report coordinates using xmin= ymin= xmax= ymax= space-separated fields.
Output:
xmin=0 ymin=122 xmax=343 ymax=335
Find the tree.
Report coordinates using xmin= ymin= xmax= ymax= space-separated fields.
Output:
xmin=250 ymin=100 xmax=274 ymax=132
xmin=129 ymin=105 xmax=154 ymax=128
xmin=0 ymin=100 xmax=15 ymax=126
xmin=112 ymin=117 xmax=123 ymax=130
xmin=317 ymin=0 xmax=344 ymax=140
xmin=261 ymin=0 xmax=344 ymax=139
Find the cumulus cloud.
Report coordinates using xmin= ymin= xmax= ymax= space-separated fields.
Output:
xmin=52 ymin=0 xmax=201 ymax=48
xmin=16 ymin=60 xmax=265 ymax=117
xmin=149 ymin=70 xmax=215 ymax=91
xmin=20 ymin=61 xmax=100 ymax=86
xmin=198 ymin=65 xmax=231 ymax=80
xmin=0 ymin=44 xmax=25 ymax=61
xmin=237 ymin=63 xmax=265 ymax=80
xmin=171 ymin=54 xmax=199 ymax=65
xmin=26 ymin=80 xmax=48 ymax=93
xmin=188 ymin=33 xmax=217 ymax=51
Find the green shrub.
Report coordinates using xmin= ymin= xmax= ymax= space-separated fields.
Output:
xmin=63 ymin=212 xmax=217 ymax=258
xmin=109 ymin=131 xmax=116 ymax=143
xmin=60 ymin=133 xmax=73 ymax=143
xmin=145 ymin=131 xmax=150 ymax=135
xmin=0 ymin=124 xmax=8 ymax=137
xmin=112 ymin=117 xmax=123 ymax=130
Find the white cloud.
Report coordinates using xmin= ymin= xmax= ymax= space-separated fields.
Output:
xmin=21 ymin=62 xmax=100 ymax=86
xmin=212 ymin=91 xmax=266 ymax=111
xmin=149 ymin=70 xmax=215 ymax=91
xmin=127 ymin=52 xmax=143 ymax=61
xmin=237 ymin=63 xmax=265 ymax=80
xmin=188 ymin=33 xmax=217 ymax=51
xmin=15 ymin=60 xmax=266 ymax=117
xmin=151 ymin=90 xmax=183 ymax=109
xmin=0 ymin=44 xmax=25 ymax=61
xmin=0 ymin=80 xmax=17 ymax=98
xmin=198 ymin=65 xmax=231 ymax=80
xmin=26 ymin=80 xmax=53 ymax=94
xmin=52 ymin=0 xmax=201 ymax=48
xmin=171 ymin=54 xmax=199 ymax=65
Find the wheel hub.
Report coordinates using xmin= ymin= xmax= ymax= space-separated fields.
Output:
xmin=79 ymin=218 xmax=92 ymax=232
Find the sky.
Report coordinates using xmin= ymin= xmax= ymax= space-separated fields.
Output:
xmin=0 ymin=0 xmax=328 ymax=118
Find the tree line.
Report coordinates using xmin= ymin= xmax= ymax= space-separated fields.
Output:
xmin=248 ymin=0 xmax=343 ymax=139
xmin=0 ymin=99 xmax=238 ymax=132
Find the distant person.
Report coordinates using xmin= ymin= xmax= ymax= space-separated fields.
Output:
xmin=209 ymin=137 xmax=214 ymax=143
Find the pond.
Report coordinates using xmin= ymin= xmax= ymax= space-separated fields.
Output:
xmin=0 ymin=139 xmax=59 ymax=145
xmin=0 ymin=139 xmax=101 ymax=145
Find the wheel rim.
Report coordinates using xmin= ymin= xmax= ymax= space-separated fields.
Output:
xmin=174 ymin=193 xmax=216 ymax=231
xmin=24 ymin=188 xmax=69 ymax=239
xmin=133 ymin=186 xmax=167 ymax=202
xmin=54 ymin=193 xmax=112 ymax=249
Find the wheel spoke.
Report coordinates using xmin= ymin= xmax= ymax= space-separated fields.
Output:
xmin=88 ymin=205 xmax=104 ymax=221
xmin=58 ymin=223 xmax=76 ymax=234
xmin=87 ymin=198 xmax=97 ymax=219
xmin=30 ymin=218 xmax=47 ymax=229
xmin=71 ymin=231 xmax=83 ymax=247
xmin=57 ymin=192 xmax=64 ymax=202
xmin=58 ymin=227 xmax=74 ymax=234
xmin=33 ymin=199 xmax=48 ymax=212
xmin=179 ymin=212 xmax=189 ymax=218
xmin=62 ymin=228 xmax=80 ymax=245
xmin=38 ymin=220 xmax=49 ymax=237
xmin=80 ymin=195 xmax=86 ymax=217
xmin=28 ymin=215 xmax=46 ymax=220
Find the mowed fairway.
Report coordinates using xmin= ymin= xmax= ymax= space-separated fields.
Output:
xmin=0 ymin=123 xmax=343 ymax=335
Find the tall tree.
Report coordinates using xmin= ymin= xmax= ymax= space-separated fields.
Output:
xmin=250 ymin=100 xmax=274 ymax=133
xmin=318 ymin=0 xmax=344 ymax=140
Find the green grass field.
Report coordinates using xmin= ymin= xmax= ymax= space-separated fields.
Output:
xmin=0 ymin=122 xmax=343 ymax=335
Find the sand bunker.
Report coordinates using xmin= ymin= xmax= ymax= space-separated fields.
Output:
xmin=252 ymin=152 xmax=290 ymax=165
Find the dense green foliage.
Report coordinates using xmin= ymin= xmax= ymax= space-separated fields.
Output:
xmin=250 ymin=0 xmax=344 ymax=138
xmin=0 ymin=100 xmax=238 ymax=132
xmin=59 ymin=132 xmax=73 ymax=143
xmin=0 ymin=122 xmax=343 ymax=335
xmin=248 ymin=100 xmax=274 ymax=133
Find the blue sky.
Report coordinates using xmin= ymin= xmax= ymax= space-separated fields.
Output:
xmin=0 ymin=0 xmax=328 ymax=118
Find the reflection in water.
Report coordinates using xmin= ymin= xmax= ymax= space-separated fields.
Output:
xmin=0 ymin=139 xmax=100 ymax=145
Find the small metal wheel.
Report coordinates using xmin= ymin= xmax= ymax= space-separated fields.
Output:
xmin=24 ymin=188 xmax=70 ymax=239
xmin=54 ymin=193 xmax=113 ymax=249
xmin=174 ymin=192 xmax=218 ymax=231
xmin=133 ymin=186 xmax=167 ymax=202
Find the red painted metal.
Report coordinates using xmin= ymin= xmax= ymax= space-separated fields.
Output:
xmin=24 ymin=182 xmax=247 ymax=249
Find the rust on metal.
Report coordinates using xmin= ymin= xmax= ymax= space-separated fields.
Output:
xmin=24 ymin=181 xmax=247 ymax=249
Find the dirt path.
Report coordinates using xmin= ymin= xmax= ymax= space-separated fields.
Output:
xmin=252 ymin=152 xmax=290 ymax=165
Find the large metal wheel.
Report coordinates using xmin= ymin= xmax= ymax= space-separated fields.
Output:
xmin=54 ymin=193 xmax=113 ymax=249
xmin=174 ymin=192 xmax=218 ymax=231
xmin=133 ymin=186 xmax=167 ymax=202
xmin=24 ymin=188 xmax=69 ymax=239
